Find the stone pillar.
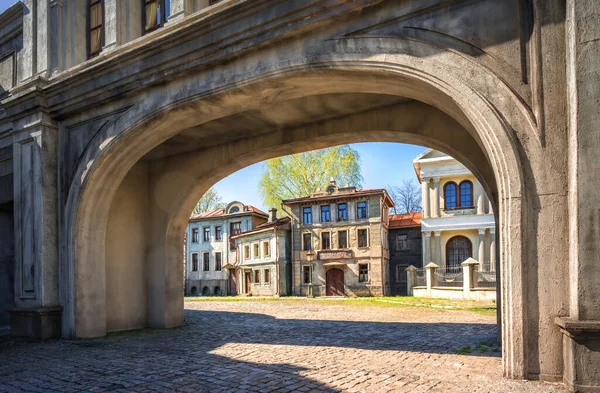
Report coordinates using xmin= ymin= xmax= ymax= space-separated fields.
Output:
xmin=461 ymin=258 xmax=479 ymax=298
xmin=421 ymin=177 xmax=430 ymax=219
xmin=489 ymin=228 xmax=496 ymax=272
xmin=21 ymin=0 xmax=52 ymax=81
xmin=477 ymin=229 xmax=486 ymax=270
xmin=433 ymin=230 xmax=441 ymax=267
xmin=104 ymin=0 xmax=118 ymax=50
xmin=559 ymin=2 xmax=600 ymax=390
xmin=9 ymin=113 xmax=61 ymax=339
xmin=425 ymin=262 xmax=438 ymax=297
xmin=431 ymin=177 xmax=440 ymax=218
xmin=168 ymin=0 xmax=192 ymax=23
xmin=406 ymin=265 xmax=417 ymax=296
xmin=422 ymin=231 xmax=431 ymax=265
xmin=476 ymin=181 xmax=485 ymax=215
xmin=488 ymin=199 xmax=494 ymax=215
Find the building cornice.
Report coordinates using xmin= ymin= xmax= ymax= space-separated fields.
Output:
xmin=3 ymin=0 xmax=382 ymax=118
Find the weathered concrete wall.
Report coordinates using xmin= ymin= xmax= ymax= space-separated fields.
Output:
xmin=105 ymin=161 xmax=149 ymax=332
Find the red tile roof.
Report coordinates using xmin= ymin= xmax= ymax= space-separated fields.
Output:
xmin=189 ymin=205 xmax=268 ymax=221
xmin=389 ymin=212 xmax=422 ymax=228
xmin=282 ymin=188 xmax=394 ymax=207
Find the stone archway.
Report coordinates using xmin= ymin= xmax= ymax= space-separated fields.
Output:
xmin=62 ymin=38 xmax=549 ymax=381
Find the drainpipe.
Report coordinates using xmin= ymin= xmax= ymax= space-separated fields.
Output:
xmin=280 ymin=203 xmax=294 ymax=294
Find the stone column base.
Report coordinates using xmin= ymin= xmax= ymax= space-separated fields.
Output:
xmin=9 ymin=306 xmax=62 ymax=340
xmin=556 ymin=318 xmax=600 ymax=392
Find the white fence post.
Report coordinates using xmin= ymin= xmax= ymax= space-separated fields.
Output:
xmin=461 ymin=257 xmax=479 ymax=299
xmin=425 ymin=262 xmax=439 ymax=297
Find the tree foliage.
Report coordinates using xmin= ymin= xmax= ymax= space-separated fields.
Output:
xmin=387 ymin=179 xmax=422 ymax=214
xmin=259 ymin=146 xmax=363 ymax=209
xmin=192 ymin=187 xmax=227 ymax=216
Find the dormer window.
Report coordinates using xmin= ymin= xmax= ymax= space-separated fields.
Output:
xmin=229 ymin=206 xmax=240 ymax=214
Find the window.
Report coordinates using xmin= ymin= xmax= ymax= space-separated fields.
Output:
xmin=203 ymin=227 xmax=210 ymax=242
xmin=143 ymin=0 xmax=170 ymax=34
xmin=459 ymin=181 xmax=473 ymax=207
xmin=215 ymin=226 xmax=222 ymax=241
xmin=303 ymin=233 xmax=312 ymax=251
xmin=357 ymin=229 xmax=369 ymax=248
xmin=192 ymin=228 xmax=199 ymax=243
xmin=337 ymin=203 xmax=348 ymax=221
xmin=303 ymin=207 xmax=312 ymax=224
xmin=88 ymin=0 xmax=104 ymax=57
xmin=253 ymin=270 xmax=260 ymax=284
xmin=202 ymin=253 xmax=210 ymax=271
xmin=264 ymin=269 xmax=270 ymax=284
xmin=231 ymin=222 xmax=241 ymax=235
xmin=253 ymin=243 xmax=260 ymax=258
xmin=357 ymin=201 xmax=368 ymax=219
xmin=444 ymin=182 xmax=457 ymax=209
xmin=244 ymin=245 xmax=250 ymax=260
xmin=320 ymin=205 xmax=331 ymax=222
xmin=338 ymin=230 xmax=348 ymax=249
xmin=446 ymin=236 xmax=473 ymax=268
xmin=215 ymin=252 xmax=222 ymax=271
xmin=396 ymin=234 xmax=408 ymax=251
xmin=229 ymin=206 xmax=240 ymax=214
xmin=263 ymin=241 xmax=270 ymax=257
xmin=358 ymin=264 xmax=369 ymax=282
xmin=209 ymin=0 xmax=222 ymax=5
xmin=302 ymin=265 xmax=312 ymax=284
xmin=191 ymin=253 xmax=198 ymax=272
xmin=321 ymin=232 xmax=331 ymax=250
xmin=396 ymin=265 xmax=407 ymax=283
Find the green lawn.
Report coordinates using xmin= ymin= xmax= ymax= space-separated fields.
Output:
xmin=184 ymin=295 xmax=497 ymax=316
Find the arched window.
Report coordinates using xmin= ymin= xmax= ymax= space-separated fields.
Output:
xmin=444 ymin=182 xmax=457 ymax=209
xmin=229 ymin=206 xmax=240 ymax=214
xmin=446 ymin=236 xmax=472 ymax=268
xmin=459 ymin=181 xmax=473 ymax=207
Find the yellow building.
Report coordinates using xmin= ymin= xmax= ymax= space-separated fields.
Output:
xmin=413 ymin=150 xmax=496 ymax=272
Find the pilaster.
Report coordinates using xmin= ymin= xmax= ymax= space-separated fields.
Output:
xmin=21 ymin=0 xmax=52 ymax=81
xmin=422 ymin=231 xmax=431 ymax=265
xmin=489 ymin=228 xmax=496 ymax=272
xmin=433 ymin=230 xmax=441 ymax=267
xmin=476 ymin=181 xmax=485 ymax=215
xmin=421 ymin=177 xmax=430 ymax=219
xmin=10 ymin=110 xmax=61 ymax=338
xmin=477 ymin=229 xmax=485 ymax=270
xmin=432 ymin=177 xmax=440 ymax=218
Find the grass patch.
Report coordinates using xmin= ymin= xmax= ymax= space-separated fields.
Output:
xmin=456 ymin=345 xmax=472 ymax=355
xmin=184 ymin=295 xmax=496 ymax=315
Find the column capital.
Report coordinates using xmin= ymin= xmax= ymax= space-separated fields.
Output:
xmin=489 ymin=228 xmax=496 ymax=235
xmin=433 ymin=230 xmax=442 ymax=236
xmin=433 ymin=176 xmax=440 ymax=183
xmin=421 ymin=177 xmax=431 ymax=183
xmin=423 ymin=231 xmax=432 ymax=237
xmin=478 ymin=228 xmax=487 ymax=235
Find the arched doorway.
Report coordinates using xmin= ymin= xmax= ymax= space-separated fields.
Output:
xmin=446 ymin=236 xmax=473 ymax=268
xmin=326 ymin=269 xmax=345 ymax=297
xmin=62 ymin=39 xmax=541 ymax=379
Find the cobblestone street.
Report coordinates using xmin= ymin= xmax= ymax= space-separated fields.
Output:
xmin=0 ymin=299 xmax=566 ymax=392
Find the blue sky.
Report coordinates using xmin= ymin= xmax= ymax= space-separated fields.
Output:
xmin=213 ymin=142 xmax=427 ymax=211
xmin=0 ymin=0 xmax=15 ymax=13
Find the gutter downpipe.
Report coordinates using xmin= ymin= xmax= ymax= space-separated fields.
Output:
xmin=274 ymin=223 xmax=279 ymax=296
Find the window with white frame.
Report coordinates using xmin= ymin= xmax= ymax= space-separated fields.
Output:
xmin=202 ymin=253 xmax=210 ymax=271
xmin=303 ymin=233 xmax=312 ymax=251
xmin=192 ymin=228 xmax=199 ymax=243
xmin=263 ymin=241 xmax=270 ymax=257
xmin=215 ymin=252 xmax=222 ymax=271
xmin=244 ymin=245 xmax=250 ymax=260
xmin=321 ymin=232 xmax=331 ymax=250
xmin=253 ymin=243 xmax=260 ymax=258
xmin=264 ymin=269 xmax=270 ymax=284
xmin=253 ymin=270 xmax=260 ymax=284
xmin=356 ymin=201 xmax=368 ymax=219
xmin=358 ymin=263 xmax=369 ymax=282
xmin=191 ymin=253 xmax=198 ymax=271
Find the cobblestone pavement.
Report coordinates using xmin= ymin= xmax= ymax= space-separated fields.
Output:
xmin=0 ymin=299 xmax=567 ymax=393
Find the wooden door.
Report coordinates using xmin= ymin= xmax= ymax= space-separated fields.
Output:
xmin=229 ymin=270 xmax=238 ymax=296
xmin=244 ymin=272 xmax=251 ymax=294
xmin=326 ymin=268 xmax=345 ymax=296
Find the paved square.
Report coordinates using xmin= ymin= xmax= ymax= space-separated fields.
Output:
xmin=0 ymin=299 xmax=567 ymax=392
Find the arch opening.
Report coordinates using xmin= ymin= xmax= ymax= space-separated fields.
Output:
xmin=64 ymin=61 xmax=528 ymax=378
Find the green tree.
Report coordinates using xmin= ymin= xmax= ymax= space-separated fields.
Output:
xmin=259 ymin=145 xmax=363 ymax=209
xmin=192 ymin=187 xmax=226 ymax=216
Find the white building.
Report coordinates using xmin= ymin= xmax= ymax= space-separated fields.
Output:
xmin=413 ymin=150 xmax=496 ymax=272
xmin=185 ymin=201 xmax=267 ymax=296
xmin=231 ymin=209 xmax=291 ymax=296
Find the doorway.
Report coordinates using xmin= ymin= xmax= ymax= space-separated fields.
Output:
xmin=244 ymin=272 xmax=251 ymax=294
xmin=326 ymin=268 xmax=345 ymax=296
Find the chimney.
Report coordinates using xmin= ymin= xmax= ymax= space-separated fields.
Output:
xmin=268 ymin=208 xmax=277 ymax=223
